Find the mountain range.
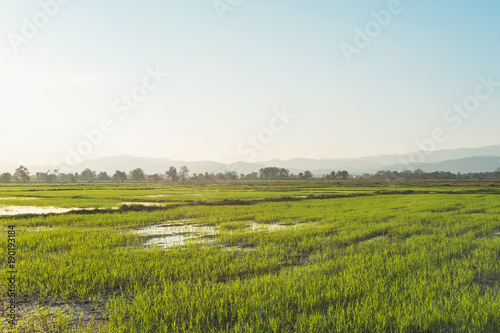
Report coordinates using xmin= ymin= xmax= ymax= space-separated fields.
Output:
xmin=3 ymin=144 xmax=500 ymax=176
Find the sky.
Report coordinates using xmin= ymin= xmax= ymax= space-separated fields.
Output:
xmin=1 ymin=0 xmax=500 ymax=166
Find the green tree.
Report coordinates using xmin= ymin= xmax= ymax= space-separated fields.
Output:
xmin=224 ymin=171 xmax=238 ymax=180
xmin=80 ymin=169 xmax=96 ymax=182
xmin=258 ymin=167 xmax=290 ymax=180
xmin=166 ymin=166 xmax=179 ymax=182
xmin=148 ymin=174 xmax=162 ymax=182
xmin=494 ymin=168 xmax=500 ymax=179
xmin=246 ymin=172 xmax=259 ymax=180
xmin=413 ymin=169 xmax=426 ymax=180
xmin=97 ymin=172 xmax=111 ymax=181
xmin=112 ymin=170 xmax=127 ymax=182
xmin=180 ymin=166 xmax=190 ymax=182
xmin=130 ymin=168 xmax=146 ymax=182
xmin=36 ymin=172 xmax=48 ymax=183
xmin=47 ymin=170 xmax=57 ymax=183
xmin=0 ymin=172 xmax=11 ymax=183
xmin=14 ymin=165 xmax=30 ymax=183
xmin=337 ymin=170 xmax=349 ymax=180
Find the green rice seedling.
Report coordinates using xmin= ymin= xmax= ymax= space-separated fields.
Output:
xmin=1 ymin=182 xmax=500 ymax=332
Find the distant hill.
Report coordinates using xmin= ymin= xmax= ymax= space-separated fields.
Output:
xmin=263 ymin=144 xmax=500 ymax=174
xmin=27 ymin=156 xmax=267 ymax=176
xmin=2 ymin=144 xmax=500 ymax=175
xmin=381 ymin=156 xmax=500 ymax=174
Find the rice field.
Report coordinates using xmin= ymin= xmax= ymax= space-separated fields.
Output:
xmin=1 ymin=181 xmax=500 ymax=332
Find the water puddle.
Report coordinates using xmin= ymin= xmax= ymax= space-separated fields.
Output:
xmin=135 ymin=221 xmax=305 ymax=249
xmin=121 ymin=202 xmax=165 ymax=206
xmin=481 ymin=231 xmax=500 ymax=240
xmin=0 ymin=206 xmax=84 ymax=216
xmin=0 ymin=197 xmax=39 ymax=201
xmin=136 ymin=222 xmax=218 ymax=248
xmin=142 ymin=194 xmax=201 ymax=198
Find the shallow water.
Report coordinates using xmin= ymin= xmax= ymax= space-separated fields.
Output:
xmin=0 ymin=206 xmax=83 ymax=216
xmin=121 ymin=202 xmax=165 ymax=206
xmin=136 ymin=221 xmax=302 ymax=249
xmin=142 ymin=194 xmax=202 ymax=198
xmin=250 ymin=222 xmax=299 ymax=232
xmin=0 ymin=197 xmax=39 ymax=201
xmin=137 ymin=222 xmax=219 ymax=248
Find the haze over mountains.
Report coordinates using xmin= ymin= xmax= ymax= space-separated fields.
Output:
xmin=3 ymin=145 xmax=500 ymax=176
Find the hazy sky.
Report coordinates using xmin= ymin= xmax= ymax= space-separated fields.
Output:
xmin=1 ymin=0 xmax=499 ymax=166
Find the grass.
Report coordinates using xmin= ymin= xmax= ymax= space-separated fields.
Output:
xmin=1 ymin=181 xmax=500 ymax=332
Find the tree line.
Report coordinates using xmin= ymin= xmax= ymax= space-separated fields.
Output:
xmin=0 ymin=166 xmax=344 ymax=183
xmin=1 ymin=165 xmax=499 ymax=183
xmin=365 ymin=168 xmax=500 ymax=180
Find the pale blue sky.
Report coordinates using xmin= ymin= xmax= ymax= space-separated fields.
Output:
xmin=1 ymin=0 xmax=499 ymax=165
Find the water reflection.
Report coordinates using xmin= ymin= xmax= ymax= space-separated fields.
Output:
xmin=136 ymin=221 xmax=302 ymax=249
xmin=137 ymin=223 xmax=218 ymax=248
xmin=0 ymin=206 xmax=83 ymax=216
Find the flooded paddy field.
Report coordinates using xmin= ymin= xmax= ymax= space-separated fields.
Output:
xmin=0 ymin=206 xmax=87 ymax=216
xmin=2 ymin=182 xmax=500 ymax=332
xmin=136 ymin=221 xmax=219 ymax=248
xmin=134 ymin=220 xmax=309 ymax=249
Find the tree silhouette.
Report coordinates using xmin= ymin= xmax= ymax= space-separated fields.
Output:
xmin=112 ymin=170 xmax=127 ymax=182
xmin=80 ymin=169 xmax=96 ymax=182
xmin=180 ymin=166 xmax=190 ymax=182
xmin=130 ymin=168 xmax=146 ymax=182
xmin=98 ymin=172 xmax=111 ymax=181
xmin=166 ymin=166 xmax=179 ymax=182
xmin=0 ymin=172 xmax=11 ymax=183
xmin=14 ymin=165 xmax=30 ymax=183
xmin=303 ymin=170 xmax=313 ymax=180
xmin=148 ymin=174 xmax=162 ymax=182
